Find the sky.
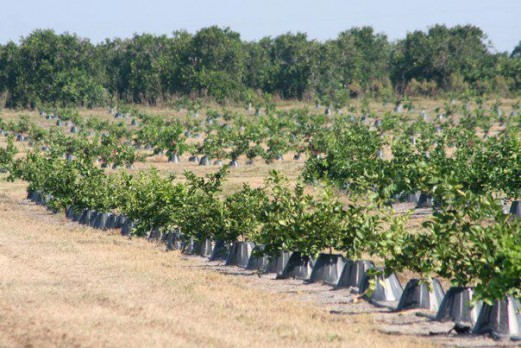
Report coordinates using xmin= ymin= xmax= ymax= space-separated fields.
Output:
xmin=1 ymin=0 xmax=520 ymax=52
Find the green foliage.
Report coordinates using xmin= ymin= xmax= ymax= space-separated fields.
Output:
xmin=391 ymin=25 xmax=492 ymax=94
xmin=0 ymin=135 xmax=17 ymax=171
xmin=223 ymin=184 xmax=268 ymax=242
xmin=246 ymin=144 xmax=264 ymax=161
xmin=179 ymin=167 xmax=229 ymax=242
xmin=383 ymin=225 xmax=438 ymax=281
xmin=259 ymin=171 xmax=347 ymax=258
xmin=156 ymin=120 xmax=189 ymax=158
xmin=5 ymin=99 xmax=521 ymax=305
xmin=425 ymin=185 xmax=521 ymax=303
xmin=2 ymin=30 xmax=106 ymax=108
xmin=338 ymin=201 xmax=384 ymax=260
xmin=1 ymin=25 xmax=519 ymax=108
xmin=302 ymin=120 xmax=385 ymax=193
xmin=480 ymin=230 xmax=521 ymax=303
xmin=117 ymin=168 xmax=187 ymax=236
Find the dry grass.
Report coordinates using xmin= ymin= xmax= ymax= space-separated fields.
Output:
xmin=0 ymin=180 xmax=429 ymax=348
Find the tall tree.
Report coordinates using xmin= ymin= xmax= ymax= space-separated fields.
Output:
xmin=336 ymin=27 xmax=390 ymax=89
xmin=270 ymin=32 xmax=317 ymax=99
xmin=187 ymin=26 xmax=245 ymax=102
xmin=391 ymin=25 xmax=490 ymax=93
xmin=4 ymin=30 xmax=106 ymax=108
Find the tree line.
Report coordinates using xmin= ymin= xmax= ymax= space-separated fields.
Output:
xmin=0 ymin=25 xmax=520 ymax=108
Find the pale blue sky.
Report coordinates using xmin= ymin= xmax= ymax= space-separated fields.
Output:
xmin=2 ymin=0 xmax=520 ymax=52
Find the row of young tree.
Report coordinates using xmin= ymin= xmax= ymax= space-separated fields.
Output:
xmin=1 ymin=99 xmax=520 ymax=335
xmin=3 ymin=146 xmax=520 ymax=314
xmin=1 ymin=97 xmax=520 ymax=202
xmin=1 ymin=25 xmax=520 ymax=108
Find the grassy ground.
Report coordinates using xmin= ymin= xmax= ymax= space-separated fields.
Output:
xmin=0 ymin=180 xmax=427 ymax=347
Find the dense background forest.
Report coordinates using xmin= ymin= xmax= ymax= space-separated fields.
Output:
xmin=0 ymin=25 xmax=520 ymax=108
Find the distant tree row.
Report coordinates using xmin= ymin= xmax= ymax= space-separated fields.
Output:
xmin=0 ymin=25 xmax=520 ymax=108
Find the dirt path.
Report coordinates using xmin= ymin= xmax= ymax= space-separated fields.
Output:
xmin=0 ymin=182 xmax=425 ymax=348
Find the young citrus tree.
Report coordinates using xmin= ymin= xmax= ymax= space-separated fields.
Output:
xmin=426 ymin=180 xmax=521 ymax=304
xmin=178 ymin=167 xmax=229 ymax=243
xmin=116 ymin=168 xmax=187 ymax=236
xmin=258 ymin=171 xmax=346 ymax=259
xmin=223 ymin=184 xmax=268 ymax=242
xmin=0 ymin=135 xmax=17 ymax=172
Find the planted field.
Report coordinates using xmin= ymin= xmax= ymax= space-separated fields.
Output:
xmin=0 ymin=97 xmax=520 ymax=346
xmin=1 ymin=182 xmax=425 ymax=347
